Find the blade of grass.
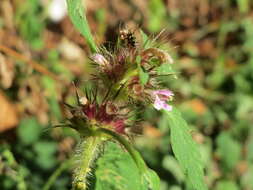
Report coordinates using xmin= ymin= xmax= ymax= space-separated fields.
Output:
xmin=66 ymin=0 xmax=98 ymax=53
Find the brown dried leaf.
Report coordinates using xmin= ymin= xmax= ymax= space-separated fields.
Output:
xmin=186 ymin=99 xmax=207 ymax=115
xmin=0 ymin=0 xmax=15 ymax=31
xmin=0 ymin=92 xmax=19 ymax=132
xmin=18 ymin=77 xmax=49 ymax=125
xmin=143 ymin=123 xmax=162 ymax=138
xmin=58 ymin=38 xmax=85 ymax=61
xmin=0 ymin=53 xmax=15 ymax=89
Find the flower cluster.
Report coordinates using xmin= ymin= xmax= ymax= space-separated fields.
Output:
xmin=66 ymin=28 xmax=176 ymax=135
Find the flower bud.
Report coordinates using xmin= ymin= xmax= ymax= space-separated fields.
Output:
xmin=132 ymin=84 xmax=144 ymax=95
xmin=79 ymin=96 xmax=88 ymax=105
xmin=106 ymin=102 xmax=118 ymax=115
xmin=141 ymin=48 xmax=173 ymax=64
xmin=91 ymin=53 xmax=109 ymax=66
xmin=112 ymin=120 xmax=125 ymax=134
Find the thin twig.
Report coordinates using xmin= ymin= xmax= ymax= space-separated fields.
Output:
xmin=0 ymin=45 xmax=66 ymax=84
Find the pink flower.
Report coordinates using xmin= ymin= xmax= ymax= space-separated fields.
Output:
xmin=153 ymin=90 xmax=174 ymax=111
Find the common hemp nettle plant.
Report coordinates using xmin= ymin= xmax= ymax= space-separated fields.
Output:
xmin=46 ymin=0 xmax=209 ymax=190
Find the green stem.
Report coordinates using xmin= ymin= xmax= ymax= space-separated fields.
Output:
xmin=42 ymin=159 xmax=72 ymax=190
xmin=72 ymin=136 xmax=101 ymax=190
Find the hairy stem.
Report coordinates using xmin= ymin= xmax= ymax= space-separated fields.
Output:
xmin=72 ymin=136 xmax=101 ymax=190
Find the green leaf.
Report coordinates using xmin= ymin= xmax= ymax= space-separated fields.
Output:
xmin=96 ymin=128 xmax=160 ymax=190
xmin=66 ymin=0 xmax=97 ymax=52
xmin=148 ymin=0 xmax=166 ymax=32
xmin=140 ymin=30 xmax=150 ymax=49
xmin=214 ymin=180 xmax=239 ymax=190
xmin=94 ymin=142 xmax=148 ymax=190
xmin=216 ymin=132 xmax=241 ymax=171
xmin=15 ymin=0 xmax=45 ymax=49
xmin=162 ymin=156 xmax=185 ymax=183
xmin=165 ymin=108 xmax=208 ymax=190
xmin=136 ymin=55 xmax=149 ymax=85
xmin=41 ymin=76 xmax=57 ymax=97
xmin=157 ymin=64 xmax=174 ymax=75
xmin=48 ymin=97 xmax=62 ymax=120
xmin=17 ymin=117 xmax=42 ymax=145
xmin=170 ymin=186 xmax=182 ymax=190
xmin=33 ymin=141 xmax=58 ymax=169
xmin=236 ymin=0 xmax=249 ymax=13
xmin=246 ymin=129 xmax=253 ymax=162
xmin=35 ymin=155 xmax=57 ymax=170
xmin=142 ymin=168 xmax=160 ymax=190
xmin=33 ymin=141 xmax=57 ymax=157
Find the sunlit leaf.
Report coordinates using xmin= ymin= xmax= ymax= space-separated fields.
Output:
xmin=94 ymin=142 xmax=148 ymax=190
xmin=165 ymin=108 xmax=208 ymax=190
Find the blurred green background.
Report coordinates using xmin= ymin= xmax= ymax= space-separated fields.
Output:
xmin=0 ymin=0 xmax=253 ymax=189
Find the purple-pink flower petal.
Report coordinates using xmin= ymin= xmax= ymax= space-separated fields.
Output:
xmin=154 ymin=96 xmax=173 ymax=111
xmin=153 ymin=89 xmax=174 ymax=97
xmin=153 ymin=89 xmax=174 ymax=111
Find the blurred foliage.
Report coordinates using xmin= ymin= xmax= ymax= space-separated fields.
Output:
xmin=1 ymin=0 xmax=253 ymax=190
